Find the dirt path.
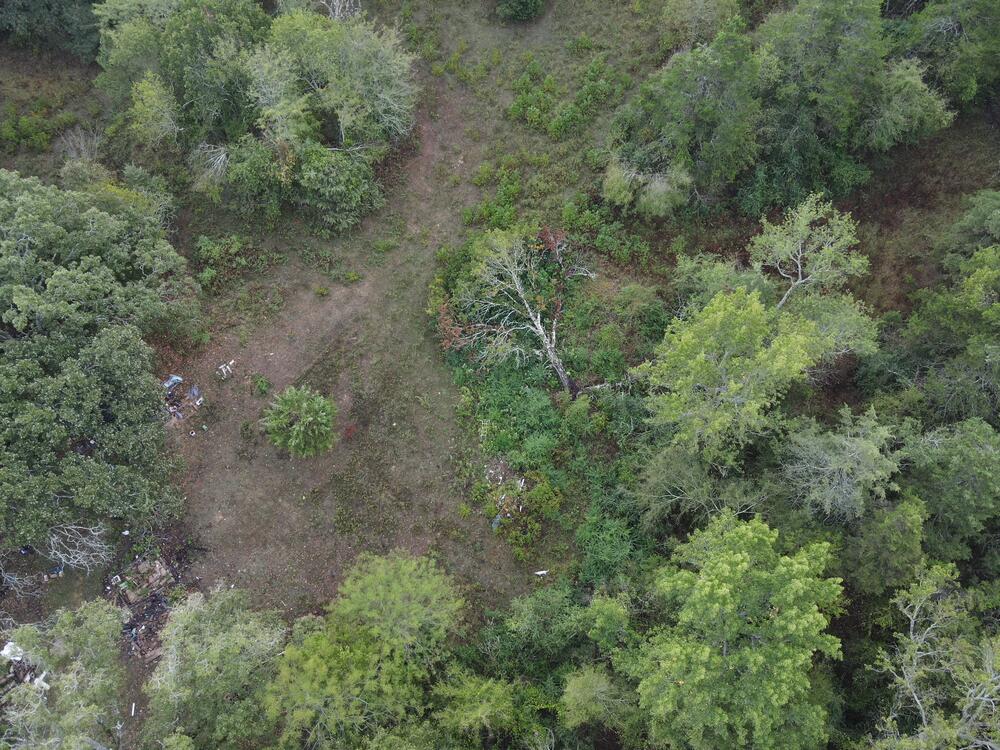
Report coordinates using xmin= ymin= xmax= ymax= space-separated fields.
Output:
xmin=171 ymin=82 xmax=529 ymax=616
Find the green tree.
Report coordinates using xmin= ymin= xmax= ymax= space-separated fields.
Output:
xmin=892 ymin=0 xmax=1000 ymax=105
xmin=863 ymin=59 xmax=954 ymax=152
xmin=0 ymin=170 xmax=192 ymax=556
xmin=263 ymin=386 xmax=337 ymax=458
xmin=631 ymin=513 xmax=842 ymax=750
xmin=938 ymin=189 xmax=1000 ymax=261
xmin=749 ymin=193 xmax=869 ymax=309
xmin=870 ymin=564 xmax=1000 ymax=748
xmin=845 ymin=494 xmax=926 ymax=596
xmin=0 ymin=601 xmax=125 ymax=749
xmin=0 ymin=0 xmax=98 ymax=57
xmin=898 ymin=243 xmax=999 ymax=423
xmin=156 ymin=0 xmax=269 ymax=142
xmin=780 ymin=408 xmax=900 ymax=522
xmin=267 ymin=553 xmax=463 ymax=748
xmin=606 ymin=30 xmax=760 ymax=217
xmin=143 ymin=588 xmax=285 ymax=749
xmin=636 ymin=288 xmax=824 ymax=465
xmin=745 ymin=0 xmax=949 ymax=211
xmin=901 ymin=418 xmax=1000 ymax=564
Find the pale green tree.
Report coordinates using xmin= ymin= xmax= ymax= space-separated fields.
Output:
xmin=433 ymin=669 xmax=518 ymax=741
xmin=871 ymin=564 xmax=1000 ymax=749
xmin=143 ymin=588 xmax=286 ymax=749
xmin=749 ymin=193 xmax=869 ymax=309
xmin=631 ymin=513 xmax=842 ymax=750
xmin=128 ymin=71 xmax=181 ymax=146
xmin=636 ymin=288 xmax=824 ymax=465
xmin=560 ymin=665 xmax=633 ymax=733
xmin=661 ymin=0 xmax=741 ymax=48
xmin=1 ymin=601 xmax=125 ymax=749
xmin=780 ymin=408 xmax=901 ymax=522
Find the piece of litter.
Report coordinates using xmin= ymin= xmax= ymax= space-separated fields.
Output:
xmin=534 ymin=570 xmax=549 ymax=577
xmin=122 ymin=530 xmax=130 ymax=536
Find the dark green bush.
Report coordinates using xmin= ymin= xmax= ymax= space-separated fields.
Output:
xmin=293 ymin=145 xmax=383 ymax=233
xmin=497 ymin=0 xmax=545 ymax=22
xmin=193 ymin=235 xmax=282 ymax=291
xmin=263 ymin=386 xmax=337 ymax=459
xmin=576 ymin=514 xmax=634 ymax=585
xmin=225 ymin=137 xmax=287 ymax=225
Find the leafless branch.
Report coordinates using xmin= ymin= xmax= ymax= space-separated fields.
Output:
xmin=44 ymin=524 xmax=113 ymax=575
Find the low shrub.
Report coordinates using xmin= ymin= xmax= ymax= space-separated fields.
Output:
xmin=497 ymin=0 xmax=545 ymax=22
xmin=263 ymin=386 xmax=337 ymax=459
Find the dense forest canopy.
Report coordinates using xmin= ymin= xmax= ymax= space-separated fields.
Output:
xmin=0 ymin=0 xmax=999 ymax=749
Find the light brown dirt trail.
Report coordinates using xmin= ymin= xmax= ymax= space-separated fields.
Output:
xmin=171 ymin=83 xmax=529 ymax=616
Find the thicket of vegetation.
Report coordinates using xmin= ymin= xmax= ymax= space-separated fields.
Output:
xmin=604 ymin=0 xmax=978 ymax=218
xmin=1 ymin=0 xmax=999 ymax=749
xmin=89 ymin=0 xmax=415 ymax=230
xmin=0 ymin=166 xmax=194 ymax=589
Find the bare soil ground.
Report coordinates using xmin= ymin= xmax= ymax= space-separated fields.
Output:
xmin=168 ymin=82 xmax=530 ymax=616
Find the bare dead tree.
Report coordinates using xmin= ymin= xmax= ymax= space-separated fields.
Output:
xmin=450 ymin=229 xmax=593 ymax=395
xmin=44 ymin=523 xmax=113 ymax=575
xmin=54 ymin=126 xmax=102 ymax=162
xmin=0 ymin=558 xmax=41 ymax=601
xmin=190 ymin=143 xmax=229 ymax=191
xmin=317 ymin=0 xmax=361 ymax=19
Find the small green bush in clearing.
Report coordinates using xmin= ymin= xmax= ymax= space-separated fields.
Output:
xmin=263 ymin=386 xmax=337 ymax=458
xmin=251 ymin=374 xmax=272 ymax=397
xmin=497 ymin=0 xmax=545 ymax=22
xmin=193 ymin=235 xmax=279 ymax=291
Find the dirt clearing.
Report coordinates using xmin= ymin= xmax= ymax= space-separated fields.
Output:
xmin=170 ymin=81 xmax=529 ymax=616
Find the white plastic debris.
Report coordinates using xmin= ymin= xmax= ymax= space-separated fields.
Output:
xmin=2 ymin=642 xmax=24 ymax=662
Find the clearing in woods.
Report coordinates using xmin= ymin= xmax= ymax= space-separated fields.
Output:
xmin=3 ymin=0 xmax=999 ymax=622
xmin=171 ymin=80 xmax=530 ymax=614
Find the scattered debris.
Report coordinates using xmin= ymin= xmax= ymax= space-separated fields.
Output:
xmin=0 ymin=642 xmax=40 ymax=703
xmin=106 ymin=558 xmax=179 ymax=664
xmin=162 ymin=372 xmax=206 ymax=427
xmin=534 ymin=570 xmax=549 ymax=577
xmin=217 ymin=359 xmax=235 ymax=379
